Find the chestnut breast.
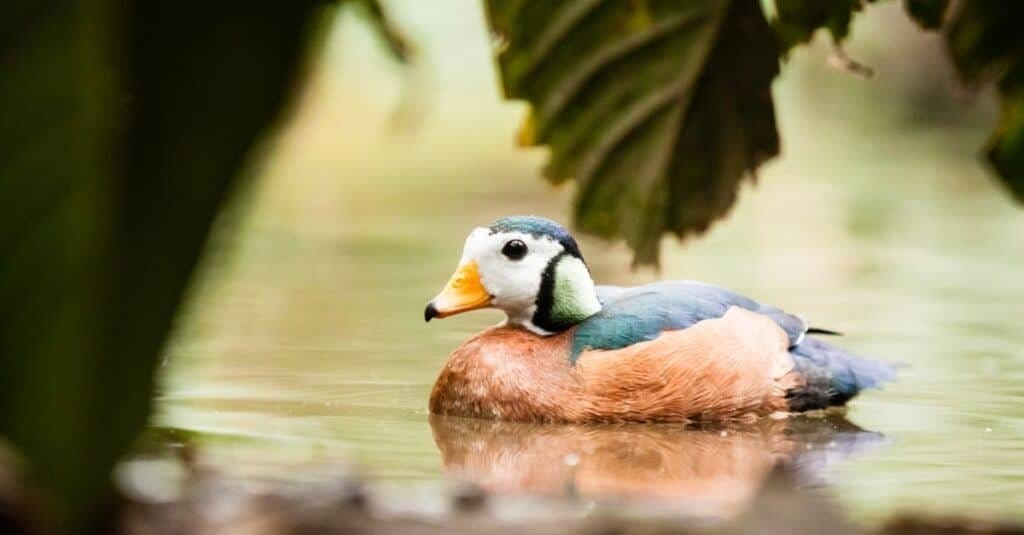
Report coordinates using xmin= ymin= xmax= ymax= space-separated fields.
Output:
xmin=429 ymin=326 xmax=579 ymax=422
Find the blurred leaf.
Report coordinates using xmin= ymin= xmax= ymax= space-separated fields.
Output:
xmin=0 ymin=0 xmax=327 ymax=526
xmin=485 ymin=0 xmax=780 ymax=264
xmin=346 ymin=0 xmax=413 ymax=63
xmin=986 ymin=96 xmax=1024 ymax=200
xmin=773 ymin=0 xmax=874 ymax=52
xmin=0 ymin=0 xmax=118 ymax=525
xmin=947 ymin=1 xmax=1024 ymax=200
xmin=903 ymin=0 xmax=949 ymax=30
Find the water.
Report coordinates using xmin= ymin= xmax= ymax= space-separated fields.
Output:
xmin=156 ymin=1 xmax=1024 ymax=525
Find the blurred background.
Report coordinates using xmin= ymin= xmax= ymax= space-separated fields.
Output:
xmin=149 ymin=0 xmax=1024 ymax=526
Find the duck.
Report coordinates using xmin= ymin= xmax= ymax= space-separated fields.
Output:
xmin=424 ymin=216 xmax=893 ymax=423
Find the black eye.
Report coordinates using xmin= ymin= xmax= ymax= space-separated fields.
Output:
xmin=501 ymin=239 xmax=528 ymax=260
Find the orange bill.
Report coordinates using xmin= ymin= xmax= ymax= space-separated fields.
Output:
xmin=424 ymin=261 xmax=492 ymax=321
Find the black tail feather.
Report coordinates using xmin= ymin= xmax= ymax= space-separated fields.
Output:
xmin=806 ymin=327 xmax=843 ymax=336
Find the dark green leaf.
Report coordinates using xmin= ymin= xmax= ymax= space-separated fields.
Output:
xmin=485 ymin=0 xmax=780 ymax=265
xmin=987 ymin=95 xmax=1024 ymax=199
xmin=773 ymin=0 xmax=870 ymax=52
xmin=0 ymin=0 xmax=327 ymax=526
xmin=903 ymin=0 xmax=949 ymax=30
xmin=947 ymin=2 xmax=1024 ymax=200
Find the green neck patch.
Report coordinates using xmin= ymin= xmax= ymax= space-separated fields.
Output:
xmin=532 ymin=253 xmax=601 ymax=333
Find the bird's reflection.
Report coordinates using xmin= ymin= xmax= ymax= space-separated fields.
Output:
xmin=430 ymin=414 xmax=885 ymax=516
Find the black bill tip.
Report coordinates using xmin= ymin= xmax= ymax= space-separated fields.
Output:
xmin=424 ymin=302 xmax=439 ymax=322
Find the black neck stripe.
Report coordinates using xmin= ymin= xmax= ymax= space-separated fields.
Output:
xmin=532 ymin=251 xmax=575 ymax=333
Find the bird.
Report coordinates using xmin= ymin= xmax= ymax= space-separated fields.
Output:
xmin=424 ymin=215 xmax=893 ymax=423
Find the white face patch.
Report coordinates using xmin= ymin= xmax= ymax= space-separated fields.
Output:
xmin=458 ymin=227 xmax=565 ymax=328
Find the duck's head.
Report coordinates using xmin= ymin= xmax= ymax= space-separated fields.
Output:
xmin=425 ymin=216 xmax=602 ymax=335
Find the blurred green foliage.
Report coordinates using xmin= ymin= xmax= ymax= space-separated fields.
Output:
xmin=0 ymin=0 xmax=404 ymax=529
xmin=486 ymin=0 xmax=779 ymax=264
xmin=774 ymin=0 xmax=876 ymax=51
xmin=486 ymin=0 xmax=1023 ymax=264
xmin=904 ymin=0 xmax=949 ymax=30
xmin=947 ymin=2 xmax=1024 ymax=200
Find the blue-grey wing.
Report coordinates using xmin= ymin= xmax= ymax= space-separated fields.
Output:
xmin=574 ymin=281 xmax=809 ymax=362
